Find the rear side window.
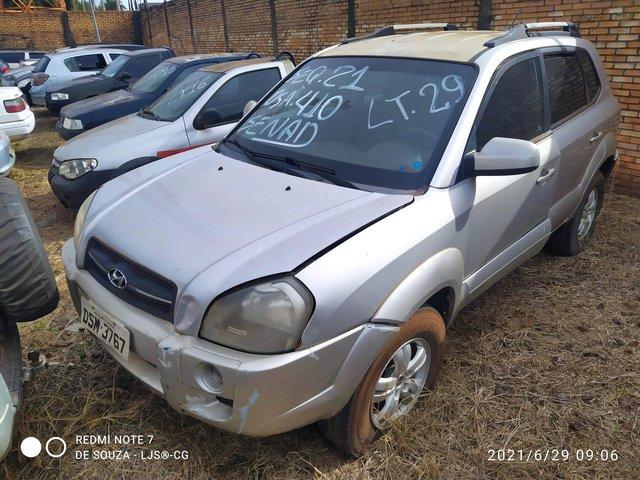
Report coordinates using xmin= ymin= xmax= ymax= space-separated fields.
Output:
xmin=474 ymin=57 xmax=545 ymax=151
xmin=201 ymin=67 xmax=281 ymax=125
xmin=576 ymin=49 xmax=601 ymax=101
xmin=544 ymin=53 xmax=586 ymax=125
xmin=29 ymin=52 xmax=45 ymax=59
xmin=64 ymin=54 xmax=107 ymax=72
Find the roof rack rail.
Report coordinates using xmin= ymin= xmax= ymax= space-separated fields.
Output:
xmin=341 ymin=22 xmax=459 ymax=44
xmin=485 ymin=21 xmax=581 ymax=47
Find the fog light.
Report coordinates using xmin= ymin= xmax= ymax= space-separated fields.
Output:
xmin=198 ymin=364 xmax=223 ymax=393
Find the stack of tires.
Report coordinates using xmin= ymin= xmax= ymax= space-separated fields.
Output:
xmin=0 ymin=177 xmax=58 ymax=458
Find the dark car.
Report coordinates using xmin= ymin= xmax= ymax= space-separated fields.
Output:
xmin=56 ymin=52 xmax=260 ymax=140
xmin=45 ymin=47 xmax=174 ymax=115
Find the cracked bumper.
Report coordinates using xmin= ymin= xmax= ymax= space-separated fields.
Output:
xmin=62 ymin=239 xmax=396 ymax=436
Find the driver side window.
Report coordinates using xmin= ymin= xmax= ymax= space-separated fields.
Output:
xmin=472 ymin=57 xmax=545 ymax=152
xmin=200 ymin=67 xmax=281 ymax=126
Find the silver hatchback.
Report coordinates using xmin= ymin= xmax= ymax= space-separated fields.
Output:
xmin=63 ymin=22 xmax=619 ymax=456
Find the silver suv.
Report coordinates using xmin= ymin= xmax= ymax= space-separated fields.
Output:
xmin=63 ymin=22 xmax=619 ymax=456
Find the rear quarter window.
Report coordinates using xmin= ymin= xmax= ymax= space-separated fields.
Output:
xmin=544 ymin=53 xmax=586 ymax=125
xmin=576 ymin=49 xmax=601 ymax=101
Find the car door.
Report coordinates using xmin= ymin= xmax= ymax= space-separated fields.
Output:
xmin=459 ymin=52 xmax=559 ymax=299
xmin=541 ymin=48 xmax=604 ymax=226
xmin=185 ymin=66 xmax=282 ymax=147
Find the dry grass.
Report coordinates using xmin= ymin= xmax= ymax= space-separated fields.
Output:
xmin=2 ymin=109 xmax=639 ymax=479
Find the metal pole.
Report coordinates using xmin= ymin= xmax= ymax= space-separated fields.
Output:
xmin=89 ymin=0 xmax=102 ymax=42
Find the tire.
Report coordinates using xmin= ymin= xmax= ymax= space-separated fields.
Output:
xmin=547 ymin=171 xmax=605 ymax=256
xmin=0 ymin=318 xmax=22 ymax=408
xmin=0 ymin=177 xmax=59 ymax=322
xmin=319 ymin=308 xmax=446 ymax=457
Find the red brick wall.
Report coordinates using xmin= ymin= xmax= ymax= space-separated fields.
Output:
xmin=0 ymin=11 xmax=139 ymax=50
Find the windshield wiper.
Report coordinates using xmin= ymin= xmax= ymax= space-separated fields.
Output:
xmin=140 ymin=107 xmax=160 ymax=121
xmin=222 ymin=138 xmax=359 ymax=189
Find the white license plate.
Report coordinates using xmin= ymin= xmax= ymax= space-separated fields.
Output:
xmin=80 ymin=298 xmax=130 ymax=360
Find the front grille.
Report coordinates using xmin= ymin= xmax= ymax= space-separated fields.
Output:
xmin=84 ymin=237 xmax=177 ymax=321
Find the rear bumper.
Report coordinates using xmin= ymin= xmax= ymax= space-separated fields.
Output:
xmin=62 ymin=239 xmax=396 ymax=436
xmin=0 ymin=111 xmax=35 ymax=139
xmin=30 ymin=91 xmax=45 ymax=106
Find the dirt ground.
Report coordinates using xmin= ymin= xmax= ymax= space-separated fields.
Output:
xmin=1 ymin=109 xmax=639 ymax=479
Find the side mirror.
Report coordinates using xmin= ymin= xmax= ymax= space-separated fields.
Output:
xmin=243 ymin=100 xmax=257 ymax=117
xmin=118 ymin=72 xmax=132 ymax=82
xmin=471 ymin=137 xmax=540 ymax=176
xmin=194 ymin=107 xmax=223 ymax=130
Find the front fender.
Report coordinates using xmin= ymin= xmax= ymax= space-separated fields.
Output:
xmin=372 ymin=248 xmax=464 ymax=325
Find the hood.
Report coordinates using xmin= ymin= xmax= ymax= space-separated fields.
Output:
xmin=83 ymin=149 xmax=412 ymax=326
xmin=54 ymin=113 xmax=168 ymax=162
xmin=48 ymin=74 xmax=112 ymax=96
xmin=60 ymin=89 xmax=147 ymax=124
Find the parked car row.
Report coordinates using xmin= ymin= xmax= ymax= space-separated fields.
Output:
xmin=0 ymin=21 xmax=621 ymax=458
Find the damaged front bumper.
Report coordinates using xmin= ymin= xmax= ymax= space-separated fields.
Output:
xmin=62 ymin=239 xmax=397 ymax=436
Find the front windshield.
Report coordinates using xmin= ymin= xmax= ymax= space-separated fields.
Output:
xmin=100 ymin=55 xmax=129 ymax=78
xmin=131 ymin=60 xmax=177 ymax=94
xmin=228 ymin=57 xmax=476 ymax=192
xmin=144 ymin=70 xmax=222 ymax=122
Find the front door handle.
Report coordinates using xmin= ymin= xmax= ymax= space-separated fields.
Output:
xmin=590 ymin=131 xmax=603 ymax=143
xmin=536 ymin=167 xmax=556 ymax=184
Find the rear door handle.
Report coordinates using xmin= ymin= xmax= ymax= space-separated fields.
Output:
xmin=590 ymin=131 xmax=603 ymax=143
xmin=536 ymin=167 xmax=556 ymax=184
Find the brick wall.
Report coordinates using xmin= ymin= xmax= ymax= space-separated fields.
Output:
xmin=0 ymin=11 xmax=139 ymax=50
xmin=140 ymin=0 xmax=640 ymax=196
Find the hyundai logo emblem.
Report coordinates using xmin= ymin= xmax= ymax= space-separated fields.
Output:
xmin=107 ymin=268 xmax=127 ymax=289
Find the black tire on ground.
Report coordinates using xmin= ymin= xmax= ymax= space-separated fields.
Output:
xmin=0 ymin=319 xmax=22 ymax=408
xmin=0 ymin=177 xmax=59 ymax=323
xmin=318 ymin=308 xmax=446 ymax=457
xmin=547 ymin=171 xmax=606 ymax=256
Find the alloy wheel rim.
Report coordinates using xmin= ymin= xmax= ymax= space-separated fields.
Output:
xmin=577 ymin=189 xmax=598 ymax=241
xmin=371 ymin=338 xmax=431 ymax=429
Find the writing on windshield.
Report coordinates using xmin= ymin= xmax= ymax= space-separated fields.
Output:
xmin=238 ymin=62 xmax=465 ymax=151
xmin=231 ymin=57 xmax=475 ymax=192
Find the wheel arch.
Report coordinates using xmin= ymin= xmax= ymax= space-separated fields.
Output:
xmin=371 ymin=248 xmax=464 ymax=327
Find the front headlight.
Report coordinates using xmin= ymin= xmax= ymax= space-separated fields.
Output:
xmin=50 ymin=92 xmax=69 ymax=101
xmin=200 ymin=276 xmax=314 ymax=353
xmin=58 ymin=158 xmax=97 ymax=180
xmin=73 ymin=190 xmax=97 ymax=250
xmin=62 ymin=117 xmax=83 ymax=130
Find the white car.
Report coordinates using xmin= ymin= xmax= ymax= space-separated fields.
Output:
xmin=50 ymin=57 xmax=293 ymax=210
xmin=30 ymin=48 xmax=126 ymax=107
xmin=0 ymin=87 xmax=35 ymax=139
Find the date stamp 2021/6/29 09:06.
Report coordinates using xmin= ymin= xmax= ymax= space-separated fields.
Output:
xmin=487 ymin=448 xmax=619 ymax=463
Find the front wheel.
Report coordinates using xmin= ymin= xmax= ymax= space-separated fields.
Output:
xmin=319 ymin=308 xmax=445 ymax=457
xmin=547 ymin=171 xmax=605 ymax=256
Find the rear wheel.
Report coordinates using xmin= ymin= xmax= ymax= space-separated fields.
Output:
xmin=319 ymin=308 xmax=445 ymax=457
xmin=547 ymin=171 xmax=605 ymax=256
